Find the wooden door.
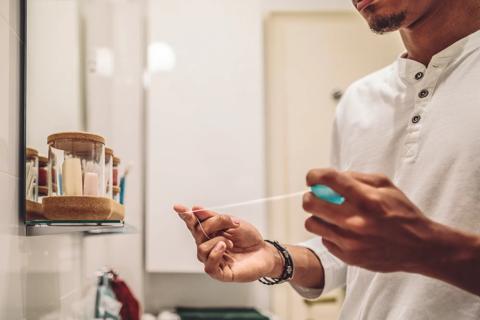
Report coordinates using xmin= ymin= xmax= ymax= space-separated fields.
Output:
xmin=265 ymin=11 xmax=404 ymax=320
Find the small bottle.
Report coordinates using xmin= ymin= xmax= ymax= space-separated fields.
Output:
xmin=105 ymin=147 xmax=114 ymax=199
xmin=113 ymin=186 xmax=120 ymax=203
xmin=113 ymin=156 xmax=121 ymax=188
xmin=38 ymin=155 xmax=48 ymax=199
xmin=26 ymin=148 xmax=39 ymax=202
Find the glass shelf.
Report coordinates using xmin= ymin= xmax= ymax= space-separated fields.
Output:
xmin=25 ymin=220 xmax=134 ymax=236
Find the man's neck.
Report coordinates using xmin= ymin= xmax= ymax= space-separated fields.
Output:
xmin=400 ymin=1 xmax=480 ymax=66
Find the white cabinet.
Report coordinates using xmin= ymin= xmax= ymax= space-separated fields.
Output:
xmin=145 ymin=0 xmax=266 ymax=273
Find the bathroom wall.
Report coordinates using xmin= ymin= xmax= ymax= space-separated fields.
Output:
xmin=81 ymin=0 xmax=145 ymax=305
xmin=4 ymin=1 xmax=146 ymax=318
xmin=0 ymin=1 xmax=86 ymax=319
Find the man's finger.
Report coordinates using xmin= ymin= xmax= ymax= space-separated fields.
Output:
xmin=347 ymin=172 xmax=392 ymax=188
xmin=173 ymin=204 xmax=189 ymax=214
xmin=191 ymin=206 xmax=217 ymax=222
xmin=204 ymin=241 xmax=227 ymax=280
xmin=197 ymin=236 xmax=233 ymax=262
xmin=173 ymin=204 xmax=198 ymax=231
xmin=188 ymin=207 xmax=239 ymax=243
xmin=302 ymin=192 xmax=357 ymax=226
xmin=322 ymin=238 xmax=344 ymax=259
xmin=306 ymin=168 xmax=373 ymax=205
xmin=305 ymin=216 xmax=362 ymax=250
xmin=199 ymin=214 xmax=239 ymax=237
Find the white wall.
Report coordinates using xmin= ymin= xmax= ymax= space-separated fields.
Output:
xmin=145 ymin=0 xmax=266 ymax=273
xmin=144 ymin=0 xmax=268 ymax=312
xmin=26 ymin=0 xmax=83 ymax=155
xmin=82 ymin=0 xmax=145 ymax=305
xmin=262 ymin=0 xmax=353 ymax=12
xmin=0 ymin=1 xmax=86 ymax=318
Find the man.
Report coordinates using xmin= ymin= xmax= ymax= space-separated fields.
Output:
xmin=174 ymin=0 xmax=480 ymax=318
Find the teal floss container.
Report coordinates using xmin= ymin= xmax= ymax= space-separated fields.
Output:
xmin=310 ymin=184 xmax=345 ymax=205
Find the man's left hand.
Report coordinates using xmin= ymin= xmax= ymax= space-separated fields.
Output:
xmin=303 ymin=168 xmax=452 ymax=274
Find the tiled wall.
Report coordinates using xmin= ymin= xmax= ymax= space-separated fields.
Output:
xmin=0 ymin=1 xmax=85 ymax=319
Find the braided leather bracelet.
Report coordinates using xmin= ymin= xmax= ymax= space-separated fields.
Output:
xmin=259 ymin=240 xmax=294 ymax=285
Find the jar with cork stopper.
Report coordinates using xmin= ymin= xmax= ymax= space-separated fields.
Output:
xmin=43 ymin=132 xmax=112 ymax=220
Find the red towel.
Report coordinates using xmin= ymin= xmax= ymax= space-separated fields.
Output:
xmin=110 ymin=272 xmax=141 ymax=320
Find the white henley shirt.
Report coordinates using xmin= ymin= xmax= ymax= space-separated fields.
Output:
xmin=293 ymin=29 xmax=480 ymax=319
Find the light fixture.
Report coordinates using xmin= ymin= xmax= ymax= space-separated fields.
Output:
xmin=148 ymin=42 xmax=176 ymax=73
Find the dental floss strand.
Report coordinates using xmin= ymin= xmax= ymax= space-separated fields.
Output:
xmin=191 ymin=190 xmax=307 ymax=240
xmin=186 ymin=190 xmax=308 ymax=215
xmin=194 ymin=215 xmax=211 ymax=240
xmin=187 ymin=185 xmax=345 ymax=240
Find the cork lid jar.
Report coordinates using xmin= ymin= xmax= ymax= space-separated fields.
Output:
xmin=47 ymin=132 xmax=106 ymax=197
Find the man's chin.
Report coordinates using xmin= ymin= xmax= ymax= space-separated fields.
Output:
xmin=366 ymin=11 xmax=407 ymax=34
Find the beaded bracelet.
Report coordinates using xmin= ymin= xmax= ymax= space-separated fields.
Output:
xmin=258 ymin=240 xmax=294 ymax=285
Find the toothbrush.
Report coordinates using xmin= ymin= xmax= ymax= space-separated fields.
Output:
xmin=119 ymin=165 xmax=131 ymax=205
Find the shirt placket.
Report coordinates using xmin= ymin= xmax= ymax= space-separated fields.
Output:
xmin=402 ymin=57 xmax=449 ymax=162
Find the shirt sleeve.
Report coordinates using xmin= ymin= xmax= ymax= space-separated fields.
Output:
xmin=290 ymin=237 xmax=347 ymax=299
xmin=290 ymin=105 xmax=348 ymax=299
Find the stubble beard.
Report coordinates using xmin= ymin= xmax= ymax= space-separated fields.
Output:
xmin=366 ymin=7 xmax=407 ymax=34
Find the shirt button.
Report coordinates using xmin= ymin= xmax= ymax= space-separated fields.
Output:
xmin=418 ymin=89 xmax=429 ymax=98
xmin=412 ymin=115 xmax=421 ymax=124
xmin=414 ymin=72 xmax=424 ymax=80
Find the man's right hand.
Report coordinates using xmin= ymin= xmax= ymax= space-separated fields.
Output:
xmin=173 ymin=204 xmax=284 ymax=282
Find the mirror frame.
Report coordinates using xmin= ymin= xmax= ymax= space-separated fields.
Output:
xmin=20 ymin=0 xmax=27 ymax=227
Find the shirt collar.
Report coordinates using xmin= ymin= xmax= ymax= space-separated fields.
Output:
xmin=396 ymin=28 xmax=480 ymax=82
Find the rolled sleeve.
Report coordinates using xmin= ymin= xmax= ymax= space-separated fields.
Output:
xmin=290 ymin=237 xmax=347 ymax=300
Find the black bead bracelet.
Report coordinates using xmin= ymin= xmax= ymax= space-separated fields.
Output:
xmin=259 ymin=240 xmax=294 ymax=285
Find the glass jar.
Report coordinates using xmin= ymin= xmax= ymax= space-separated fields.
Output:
xmin=38 ymin=155 xmax=48 ymax=198
xmin=48 ymin=132 xmax=106 ymax=197
xmin=105 ymin=147 xmax=114 ymax=199
xmin=26 ymin=147 xmax=39 ymax=202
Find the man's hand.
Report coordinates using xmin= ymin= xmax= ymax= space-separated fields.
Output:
xmin=173 ymin=205 xmax=283 ymax=282
xmin=303 ymin=168 xmax=480 ymax=295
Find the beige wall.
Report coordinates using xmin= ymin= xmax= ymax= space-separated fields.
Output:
xmin=262 ymin=0 xmax=352 ymax=12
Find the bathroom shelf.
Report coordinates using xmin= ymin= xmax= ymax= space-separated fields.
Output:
xmin=84 ymin=222 xmax=136 ymax=236
xmin=25 ymin=220 xmax=132 ymax=236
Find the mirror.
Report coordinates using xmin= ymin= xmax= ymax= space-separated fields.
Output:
xmin=24 ymin=0 xmax=146 ymax=224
